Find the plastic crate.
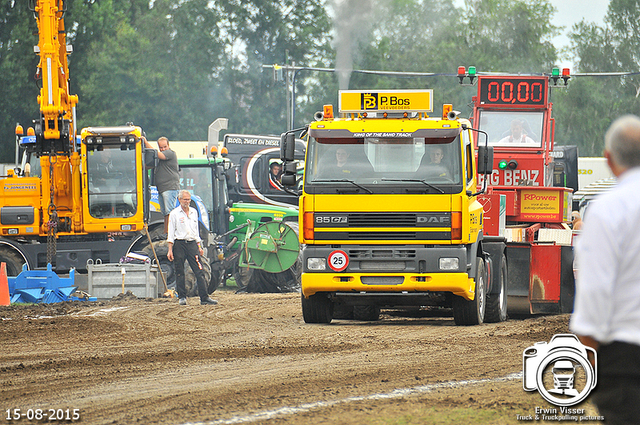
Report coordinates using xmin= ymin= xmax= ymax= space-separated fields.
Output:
xmin=87 ymin=260 xmax=159 ymax=300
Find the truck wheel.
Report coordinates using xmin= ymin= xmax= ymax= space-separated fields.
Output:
xmin=485 ymin=254 xmax=508 ymax=323
xmin=301 ymin=293 xmax=333 ymax=324
xmin=0 ymin=247 xmax=26 ymax=276
xmin=353 ymin=305 xmax=380 ymax=321
xmin=453 ymin=257 xmax=486 ymax=325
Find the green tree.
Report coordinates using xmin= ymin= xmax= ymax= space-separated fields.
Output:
xmin=462 ymin=0 xmax=559 ymax=73
xmin=215 ymin=0 xmax=334 ymax=133
xmin=554 ymin=0 xmax=640 ymax=156
xmin=74 ymin=0 xmax=226 ymax=141
xmin=0 ymin=1 xmax=39 ymax=162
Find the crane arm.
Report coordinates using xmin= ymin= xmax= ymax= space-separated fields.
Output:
xmin=32 ymin=0 xmax=78 ymax=153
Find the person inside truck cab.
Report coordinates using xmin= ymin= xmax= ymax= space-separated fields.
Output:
xmin=498 ymin=119 xmax=536 ymax=144
xmin=268 ymin=161 xmax=284 ymax=191
xmin=420 ymin=146 xmax=450 ymax=179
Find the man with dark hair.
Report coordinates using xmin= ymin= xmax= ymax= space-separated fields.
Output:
xmin=269 ymin=161 xmax=283 ymax=191
xmin=570 ymin=114 xmax=640 ymax=424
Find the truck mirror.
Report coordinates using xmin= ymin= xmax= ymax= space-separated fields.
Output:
xmin=144 ymin=148 xmax=158 ymax=168
xmin=284 ymin=162 xmax=297 ymax=174
xmin=280 ymin=132 xmax=295 ymax=162
xmin=281 ymin=174 xmax=297 ymax=187
xmin=477 ymin=146 xmax=493 ymax=175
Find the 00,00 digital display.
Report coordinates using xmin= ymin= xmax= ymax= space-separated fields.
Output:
xmin=479 ymin=77 xmax=547 ymax=107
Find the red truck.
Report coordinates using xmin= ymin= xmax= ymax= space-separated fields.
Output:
xmin=460 ymin=68 xmax=576 ymax=315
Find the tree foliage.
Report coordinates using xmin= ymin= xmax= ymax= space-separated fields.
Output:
xmin=552 ymin=0 xmax=640 ymax=156
xmin=0 ymin=0 xmax=637 ymax=161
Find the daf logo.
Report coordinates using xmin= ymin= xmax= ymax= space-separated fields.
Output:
xmin=417 ymin=216 xmax=448 ymax=224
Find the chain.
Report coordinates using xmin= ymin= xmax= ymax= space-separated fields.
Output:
xmin=46 ymin=153 xmax=57 ymax=265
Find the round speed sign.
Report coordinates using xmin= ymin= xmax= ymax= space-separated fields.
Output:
xmin=328 ymin=250 xmax=349 ymax=272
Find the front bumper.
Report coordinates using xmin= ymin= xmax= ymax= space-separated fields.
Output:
xmin=301 ymin=271 xmax=475 ymax=300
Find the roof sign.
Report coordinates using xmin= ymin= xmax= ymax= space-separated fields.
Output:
xmin=339 ymin=90 xmax=433 ymax=114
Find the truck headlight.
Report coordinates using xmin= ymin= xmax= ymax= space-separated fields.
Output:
xmin=439 ymin=257 xmax=459 ymax=270
xmin=307 ymin=258 xmax=326 ymax=270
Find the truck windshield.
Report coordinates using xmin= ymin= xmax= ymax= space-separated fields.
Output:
xmin=478 ymin=110 xmax=544 ymax=148
xmin=87 ymin=147 xmax=137 ymax=218
xmin=305 ymin=136 xmax=462 ymax=186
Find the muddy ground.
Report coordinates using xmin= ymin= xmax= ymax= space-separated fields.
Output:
xmin=0 ymin=289 xmax=603 ymax=425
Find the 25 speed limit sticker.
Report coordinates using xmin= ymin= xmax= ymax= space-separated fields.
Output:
xmin=328 ymin=250 xmax=349 ymax=272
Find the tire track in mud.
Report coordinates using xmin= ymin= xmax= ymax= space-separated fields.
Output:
xmin=0 ymin=290 xmax=571 ymax=425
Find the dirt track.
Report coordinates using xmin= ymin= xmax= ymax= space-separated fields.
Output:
xmin=0 ymin=289 xmax=600 ymax=424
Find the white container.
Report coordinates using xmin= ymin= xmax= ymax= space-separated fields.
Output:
xmin=87 ymin=260 xmax=159 ymax=300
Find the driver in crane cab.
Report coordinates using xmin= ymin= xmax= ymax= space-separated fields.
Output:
xmin=90 ymin=149 xmax=116 ymax=191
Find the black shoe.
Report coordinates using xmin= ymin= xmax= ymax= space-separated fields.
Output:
xmin=201 ymin=297 xmax=218 ymax=305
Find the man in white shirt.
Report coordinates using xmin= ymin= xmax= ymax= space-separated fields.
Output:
xmin=570 ymin=115 xmax=640 ymax=423
xmin=498 ymin=119 xmax=535 ymax=144
xmin=167 ymin=190 xmax=217 ymax=306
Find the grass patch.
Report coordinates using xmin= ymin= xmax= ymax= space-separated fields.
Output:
xmin=375 ymin=406 xmax=516 ymax=425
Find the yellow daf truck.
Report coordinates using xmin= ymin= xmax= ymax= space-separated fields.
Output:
xmin=280 ymin=90 xmax=507 ymax=325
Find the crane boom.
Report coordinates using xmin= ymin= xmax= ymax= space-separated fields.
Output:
xmin=31 ymin=0 xmax=78 ymax=153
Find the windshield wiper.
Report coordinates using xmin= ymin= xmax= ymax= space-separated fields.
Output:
xmin=380 ymin=178 xmax=445 ymax=194
xmin=311 ymin=179 xmax=373 ymax=194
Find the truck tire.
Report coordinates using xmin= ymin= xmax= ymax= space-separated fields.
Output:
xmin=0 ymin=247 xmax=26 ymax=276
xmin=453 ymin=257 xmax=486 ymax=325
xmin=302 ymin=293 xmax=333 ymax=324
xmin=353 ymin=305 xmax=380 ymax=321
xmin=485 ymin=254 xmax=508 ymax=323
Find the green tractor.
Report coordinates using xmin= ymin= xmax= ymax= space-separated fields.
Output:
xmin=129 ymin=156 xmax=300 ymax=296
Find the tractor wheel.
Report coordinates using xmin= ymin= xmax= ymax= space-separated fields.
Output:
xmin=453 ymin=257 xmax=486 ymax=326
xmin=208 ymin=266 xmax=224 ymax=294
xmin=141 ymin=240 xmax=175 ymax=289
xmin=233 ymin=265 xmax=254 ymax=293
xmin=184 ymin=253 xmax=212 ymax=297
xmin=0 ymin=247 xmax=26 ymax=276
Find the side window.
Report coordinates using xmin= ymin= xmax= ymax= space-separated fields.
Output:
xmin=267 ymin=158 xmax=284 ymax=192
xmin=239 ymin=156 xmax=263 ymax=193
xmin=464 ymin=131 xmax=474 ymax=184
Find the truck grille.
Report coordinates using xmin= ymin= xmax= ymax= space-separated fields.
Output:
xmin=348 ymin=213 xmax=416 ymax=227
xmin=347 ymin=249 xmax=416 ymax=259
xmin=314 ymin=231 xmax=450 ymax=240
